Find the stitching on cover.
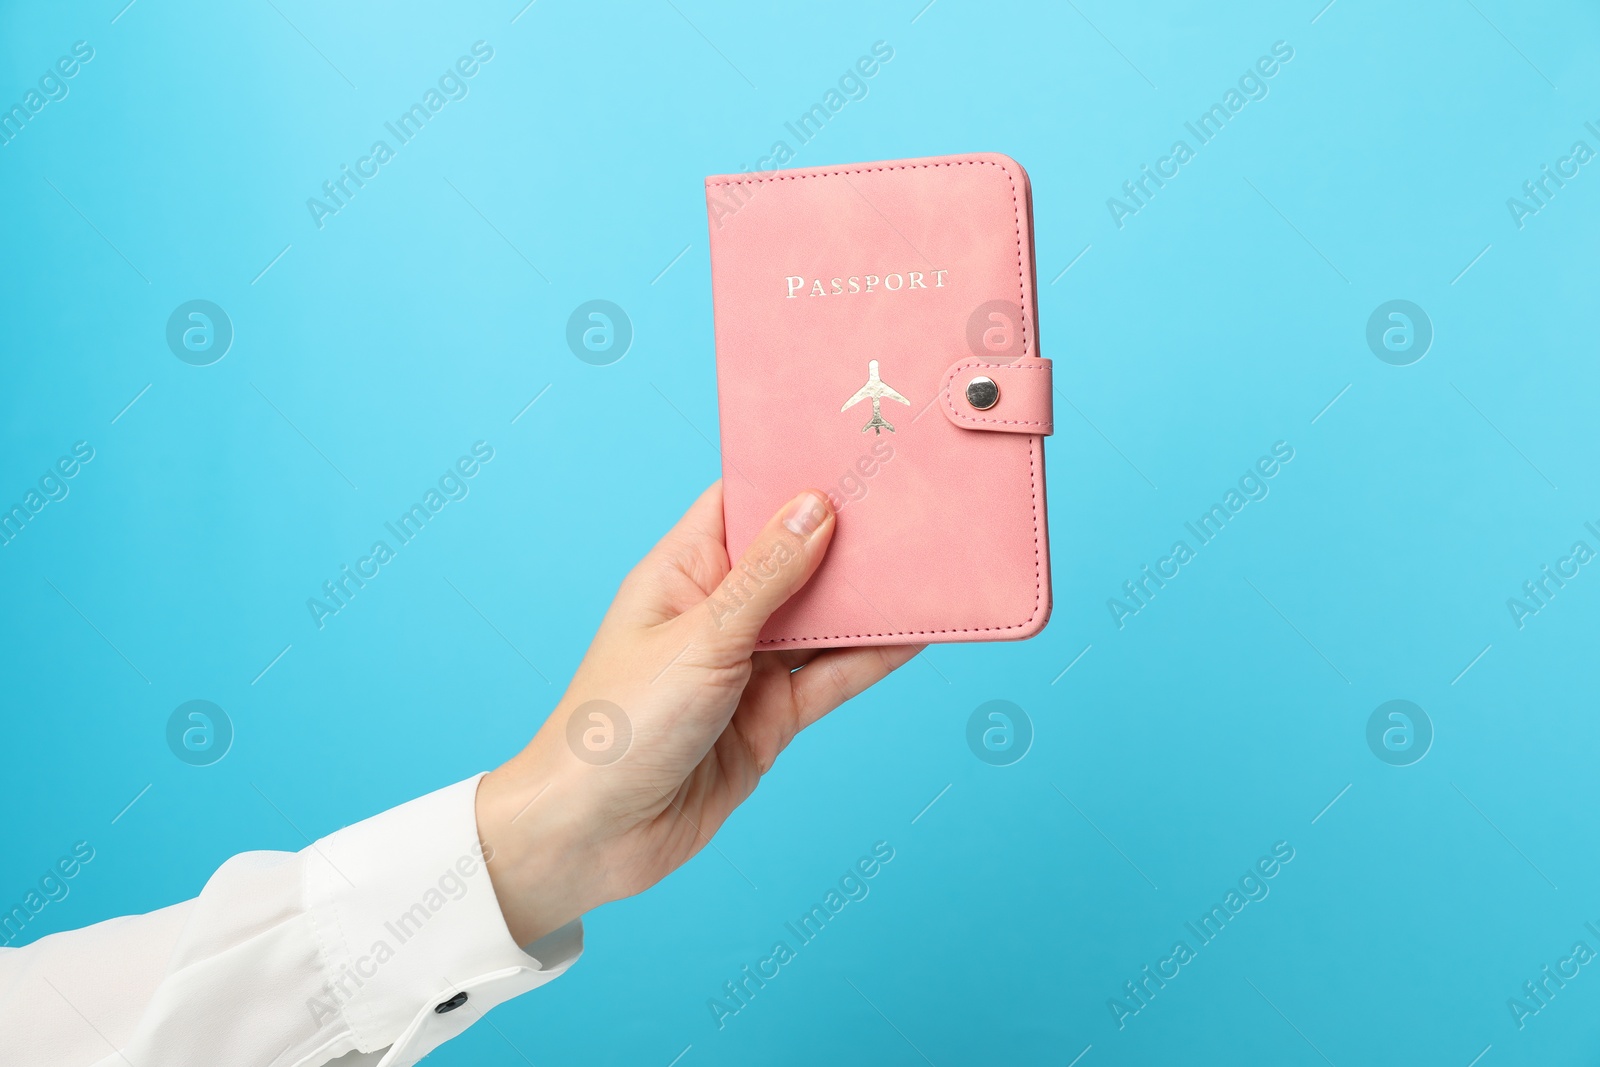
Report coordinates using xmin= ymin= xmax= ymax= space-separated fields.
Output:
xmin=754 ymin=438 xmax=1045 ymax=645
xmin=941 ymin=359 xmax=1052 ymax=429
xmin=725 ymin=159 xmax=1047 ymax=644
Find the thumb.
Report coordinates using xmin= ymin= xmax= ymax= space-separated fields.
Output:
xmin=698 ymin=489 xmax=835 ymax=651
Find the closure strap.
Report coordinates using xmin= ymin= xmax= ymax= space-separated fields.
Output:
xmin=940 ymin=358 xmax=1053 ymax=435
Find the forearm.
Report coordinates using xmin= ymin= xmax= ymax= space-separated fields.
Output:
xmin=1 ymin=775 xmax=580 ymax=1067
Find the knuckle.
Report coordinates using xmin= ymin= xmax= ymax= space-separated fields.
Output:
xmin=820 ymin=659 xmax=854 ymax=702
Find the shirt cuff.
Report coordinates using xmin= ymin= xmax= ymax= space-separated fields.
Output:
xmin=301 ymin=773 xmax=581 ymax=1067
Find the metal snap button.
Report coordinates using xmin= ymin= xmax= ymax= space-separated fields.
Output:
xmin=434 ymin=991 xmax=469 ymax=1014
xmin=965 ymin=376 xmax=1000 ymax=410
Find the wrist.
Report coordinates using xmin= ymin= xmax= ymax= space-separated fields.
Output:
xmin=474 ymin=755 xmax=603 ymax=947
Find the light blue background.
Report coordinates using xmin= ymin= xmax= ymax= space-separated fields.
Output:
xmin=3 ymin=0 xmax=1598 ymax=1063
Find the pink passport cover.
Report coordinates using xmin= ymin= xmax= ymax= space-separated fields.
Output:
xmin=705 ymin=152 xmax=1052 ymax=649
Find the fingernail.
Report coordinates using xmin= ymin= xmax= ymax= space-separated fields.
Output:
xmin=782 ymin=492 xmax=828 ymax=538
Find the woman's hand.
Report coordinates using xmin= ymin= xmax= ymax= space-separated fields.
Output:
xmin=474 ymin=482 xmax=923 ymax=945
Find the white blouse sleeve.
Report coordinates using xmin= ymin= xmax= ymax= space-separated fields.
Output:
xmin=0 ymin=774 xmax=582 ymax=1067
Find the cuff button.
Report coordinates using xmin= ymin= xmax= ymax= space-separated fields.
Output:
xmin=434 ymin=991 xmax=469 ymax=1014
